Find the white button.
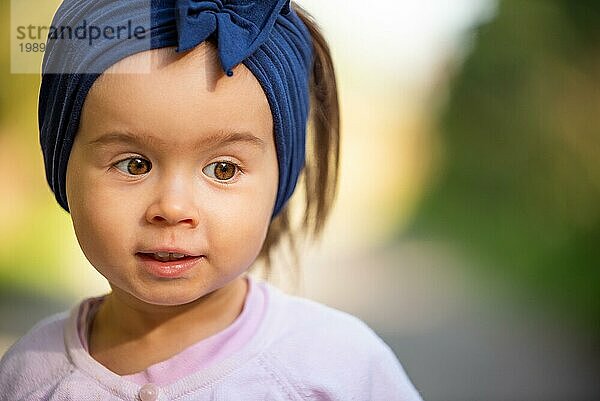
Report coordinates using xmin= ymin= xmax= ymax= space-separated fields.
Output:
xmin=139 ymin=383 xmax=159 ymax=401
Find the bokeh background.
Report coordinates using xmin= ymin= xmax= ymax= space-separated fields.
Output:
xmin=2 ymin=0 xmax=599 ymax=399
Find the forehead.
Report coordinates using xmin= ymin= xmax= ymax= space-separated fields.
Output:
xmin=80 ymin=43 xmax=273 ymax=147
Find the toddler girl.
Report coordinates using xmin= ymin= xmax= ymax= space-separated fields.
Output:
xmin=0 ymin=0 xmax=422 ymax=400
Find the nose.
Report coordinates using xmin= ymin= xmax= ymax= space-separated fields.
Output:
xmin=145 ymin=174 xmax=200 ymax=228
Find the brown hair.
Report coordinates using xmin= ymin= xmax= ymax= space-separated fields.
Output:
xmin=252 ymin=3 xmax=341 ymax=289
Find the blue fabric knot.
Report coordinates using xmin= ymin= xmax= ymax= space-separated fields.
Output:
xmin=176 ymin=0 xmax=290 ymax=75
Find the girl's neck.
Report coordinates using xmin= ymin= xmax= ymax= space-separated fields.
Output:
xmin=88 ymin=275 xmax=248 ymax=375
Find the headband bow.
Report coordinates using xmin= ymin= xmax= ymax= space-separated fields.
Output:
xmin=176 ymin=0 xmax=290 ymax=76
xmin=39 ymin=0 xmax=313 ymax=218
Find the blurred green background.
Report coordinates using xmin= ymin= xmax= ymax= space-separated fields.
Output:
xmin=1 ymin=0 xmax=599 ymax=400
xmin=405 ymin=0 xmax=600 ymax=336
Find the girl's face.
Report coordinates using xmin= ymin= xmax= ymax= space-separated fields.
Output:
xmin=66 ymin=44 xmax=278 ymax=306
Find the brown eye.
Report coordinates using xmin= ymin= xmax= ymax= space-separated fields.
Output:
xmin=203 ymin=161 xmax=239 ymax=182
xmin=114 ymin=157 xmax=152 ymax=175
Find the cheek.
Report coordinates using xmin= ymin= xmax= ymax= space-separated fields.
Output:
xmin=68 ymin=172 xmax=137 ymax=266
xmin=207 ymin=197 xmax=270 ymax=267
xmin=208 ymin=175 xmax=277 ymax=268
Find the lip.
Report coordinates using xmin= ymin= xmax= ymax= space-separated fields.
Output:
xmin=137 ymin=247 xmax=201 ymax=256
xmin=135 ymin=252 xmax=204 ymax=279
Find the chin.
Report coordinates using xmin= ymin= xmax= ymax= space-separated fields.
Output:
xmin=128 ymin=285 xmax=211 ymax=307
xmin=140 ymin=296 xmax=204 ymax=307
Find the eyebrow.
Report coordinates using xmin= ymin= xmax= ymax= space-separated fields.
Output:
xmin=85 ymin=130 xmax=266 ymax=151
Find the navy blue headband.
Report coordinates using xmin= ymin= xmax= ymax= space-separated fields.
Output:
xmin=39 ymin=0 xmax=313 ymax=218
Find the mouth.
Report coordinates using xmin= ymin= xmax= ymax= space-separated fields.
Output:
xmin=137 ymin=251 xmax=199 ymax=262
xmin=135 ymin=250 xmax=205 ymax=278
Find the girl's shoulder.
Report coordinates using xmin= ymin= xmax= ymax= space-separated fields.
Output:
xmin=255 ymin=280 xmax=423 ymax=400
xmin=261 ymin=280 xmax=392 ymax=351
xmin=0 ymin=310 xmax=73 ymax=398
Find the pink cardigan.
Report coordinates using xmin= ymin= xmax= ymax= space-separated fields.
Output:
xmin=0 ymin=277 xmax=423 ymax=400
